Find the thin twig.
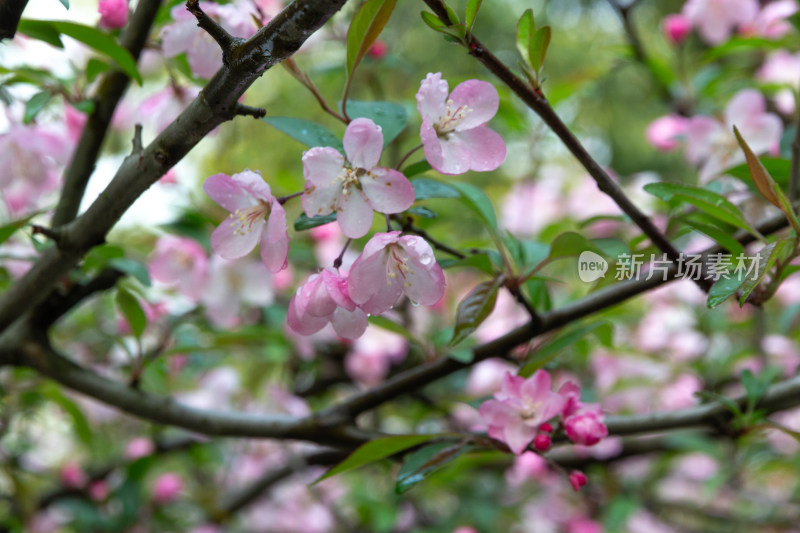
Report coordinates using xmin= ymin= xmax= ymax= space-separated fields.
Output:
xmin=131 ymin=124 xmax=143 ymax=154
xmin=186 ymin=0 xmax=242 ymax=59
xmin=234 ymin=103 xmax=267 ymax=119
xmin=790 ymin=87 xmax=800 ymax=201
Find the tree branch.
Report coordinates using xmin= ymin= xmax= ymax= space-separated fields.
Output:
xmin=0 ymin=0 xmax=350 ymax=334
xmin=186 ymin=0 xmax=242 ymax=59
xmin=51 ymin=0 xmax=163 ymax=227
xmin=0 ymin=0 xmax=29 ymax=41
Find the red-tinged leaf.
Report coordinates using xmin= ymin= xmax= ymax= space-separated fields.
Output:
xmin=734 ymin=126 xmax=800 ymax=233
xmin=450 ymin=277 xmax=503 ymax=346
xmin=346 ymin=0 xmax=398 ymax=78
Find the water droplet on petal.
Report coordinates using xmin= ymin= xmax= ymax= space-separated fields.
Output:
xmin=419 ymin=253 xmax=433 ymax=266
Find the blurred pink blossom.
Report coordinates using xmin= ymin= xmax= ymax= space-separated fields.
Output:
xmin=148 ymin=235 xmax=209 ymax=301
xmin=568 ymin=470 xmax=588 ymax=491
xmin=659 ymin=374 xmax=702 ymax=410
xmin=60 ymin=462 xmax=87 ymax=488
xmin=466 ymin=358 xmax=517 ymax=397
xmin=152 ymin=472 xmax=183 ymax=504
xmin=740 ymin=0 xmax=798 ymax=38
xmin=758 ymin=50 xmax=800 ymax=115
xmin=646 ymin=114 xmax=688 ymax=151
xmin=682 ymin=0 xmax=759 ymax=44
xmin=662 ymin=13 xmax=691 ymax=44
xmin=125 ymin=437 xmax=155 ymax=460
xmin=345 ymin=326 xmax=407 ymax=385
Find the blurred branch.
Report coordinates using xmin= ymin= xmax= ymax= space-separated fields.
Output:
xmin=791 ymin=93 xmax=800 ymax=201
xmin=420 ymin=0 xmax=709 ymax=292
xmin=0 ymin=0 xmax=29 ymax=41
xmin=51 ymin=0 xmax=164 ymax=227
xmin=0 ymin=0 xmax=350 ymax=334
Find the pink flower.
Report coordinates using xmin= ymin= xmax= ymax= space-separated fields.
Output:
xmin=758 ymin=50 xmax=800 ymax=115
xmin=684 ymin=89 xmax=781 ymax=181
xmin=740 ymin=0 xmax=798 ymax=39
xmin=301 ymin=118 xmax=414 ymax=239
xmin=152 ymin=472 xmax=182 ymax=504
xmin=662 ymin=14 xmax=691 ymax=44
xmin=646 ymin=114 xmax=688 ymax=151
xmin=569 ymin=470 xmax=588 ymax=492
xmin=201 ymin=256 xmax=274 ymax=328
xmin=368 ymin=40 xmax=388 ymax=59
xmin=204 ymin=169 xmax=288 ymax=273
xmin=478 ymin=371 xmax=567 ymax=455
xmin=682 ymin=0 xmax=759 ymax=45
xmin=286 ymin=269 xmax=368 ymax=339
xmin=148 ymin=235 xmax=209 ymax=301
xmin=125 ymin=437 xmax=155 ymax=460
xmin=98 ymin=0 xmax=128 ymax=29
xmin=416 ymin=72 xmax=506 ymax=175
xmin=160 ymin=1 xmax=259 ymax=78
xmin=89 ymin=481 xmax=109 ymax=501
xmin=60 ymin=463 xmax=87 ymax=488
xmin=347 ymin=231 xmax=445 ymax=314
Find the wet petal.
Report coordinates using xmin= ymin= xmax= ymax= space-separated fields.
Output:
xmin=361 ymin=167 xmax=415 ymax=214
xmin=459 ymin=127 xmax=507 ymax=172
xmin=343 ymin=118 xmax=384 ymax=169
xmin=287 ymin=294 xmax=329 ymax=335
xmin=337 ymin=189 xmax=375 ymax=239
xmin=302 ymin=147 xmax=345 ymax=188
xmin=210 ymin=216 xmax=263 ymax=259
xmin=416 ymin=72 xmax=449 ymax=123
xmin=450 ymin=79 xmax=499 ymax=130
xmin=302 ymin=180 xmax=341 ymax=218
xmin=203 ymin=173 xmax=257 ymax=213
xmin=259 ymin=203 xmax=288 ymax=273
xmin=331 ymin=306 xmax=368 ymax=339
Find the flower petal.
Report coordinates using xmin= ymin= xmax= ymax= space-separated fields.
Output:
xmin=331 ymin=306 xmax=368 ymax=339
xmin=259 ymin=202 xmax=289 ymax=273
xmin=449 ymin=79 xmax=499 ymax=130
xmin=361 ymin=168 xmax=415 ymax=214
xmin=343 ymin=118 xmax=384 ymax=169
xmin=397 ymin=236 xmax=445 ymax=306
xmin=431 ymin=131 xmax=471 ymax=175
xmin=302 ymin=146 xmax=345 ymax=188
xmin=459 ymin=126 xmax=507 ymax=172
xmin=337 ymin=189 xmax=375 ymax=239
xmin=302 ymin=180 xmax=341 ymax=218
xmin=232 ymin=169 xmax=272 ymax=201
xmin=416 ymin=72 xmax=448 ymax=124
xmin=420 ymin=117 xmax=448 ymax=174
xmin=210 ymin=217 xmax=262 ymax=259
xmin=287 ymin=294 xmax=329 ymax=335
xmin=203 ymin=173 xmax=257 ymax=212
xmin=502 ymin=421 xmax=537 ymax=455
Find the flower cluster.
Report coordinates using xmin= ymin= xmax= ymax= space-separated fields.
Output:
xmin=479 ymin=370 xmax=608 ymax=455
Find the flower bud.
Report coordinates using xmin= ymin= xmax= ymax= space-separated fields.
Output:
xmin=533 ymin=433 xmax=551 ymax=452
xmin=663 ymin=14 xmax=691 ymax=44
xmin=152 ymin=472 xmax=183 ymax=504
xmin=569 ymin=470 xmax=588 ymax=492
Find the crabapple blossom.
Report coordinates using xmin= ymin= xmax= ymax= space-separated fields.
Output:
xmin=416 ymin=72 xmax=506 ymax=174
xmin=204 ymin=169 xmax=288 ymax=273
xmin=201 ymin=256 xmax=275 ymax=328
xmin=286 ymin=268 xmax=367 ymax=339
xmin=646 ymin=114 xmax=688 ymax=151
xmin=347 ymin=231 xmax=445 ymax=314
xmin=758 ymin=50 xmax=800 ymax=115
xmin=479 ymin=370 xmax=567 ymax=454
xmin=301 ymin=118 xmax=414 ymax=238
xmin=148 ymin=235 xmax=209 ymax=301
xmin=740 ymin=0 xmax=798 ymax=39
xmin=152 ymin=472 xmax=183 ymax=504
xmin=98 ymin=0 xmax=128 ymax=29
xmin=559 ymin=381 xmax=609 ymax=446
xmin=662 ymin=14 xmax=691 ymax=44
xmin=682 ymin=0 xmax=759 ymax=45
xmin=684 ymin=89 xmax=781 ymax=181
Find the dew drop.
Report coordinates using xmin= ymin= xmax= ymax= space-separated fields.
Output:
xmin=419 ymin=253 xmax=433 ymax=266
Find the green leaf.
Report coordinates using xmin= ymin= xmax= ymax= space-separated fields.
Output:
xmin=403 ymin=160 xmax=432 ymax=178
xmin=115 ymin=286 xmax=147 ymax=339
xmin=519 ymin=321 xmax=612 ymax=377
xmin=395 ymin=441 xmax=469 ymax=493
xmin=23 ymin=91 xmax=52 ymax=124
xmin=707 ymin=268 xmax=747 ymax=308
xmin=465 ymin=0 xmax=482 ymax=33
xmin=18 ymin=20 xmax=142 ymax=84
xmin=262 ymin=117 xmax=344 ymax=152
xmin=450 ymin=277 xmax=503 ymax=345
xmin=41 ymin=385 xmax=92 ymax=446
xmin=548 ymin=231 xmax=605 ymax=260
xmin=86 ymin=58 xmax=112 ymax=83
xmin=734 ymin=126 xmax=800 ymax=233
xmin=529 ymin=25 xmax=551 ymax=72
xmin=420 ymin=11 xmax=448 ymax=33
xmin=516 ymin=9 xmax=535 ymax=65
xmin=725 ymin=157 xmax=790 ymax=188
xmin=0 ymin=212 xmax=40 ymax=246
xmin=346 ymin=0 xmax=398 ymax=78
xmin=315 ymin=434 xmax=442 ymax=483
xmin=504 ymin=234 xmax=549 ymax=272
xmin=644 ymin=182 xmax=760 ymax=237
xmin=677 ymin=216 xmax=745 ymax=257
xmin=411 ymin=177 xmax=460 ymax=200
xmin=294 ymin=212 xmax=337 ymax=231
xmin=368 ymin=315 xmax=417 ymax=343
xmin=344 ymin=100 xmax=407 ymax=146
xmin=108 ymin=258 xmax=151 ymax=287
xmin=738 ymin=239 xmax=795 ymax=305
xmin=451 ymin=181 xmax=497 ymax=233
xmin=407 ymin=206 xmax=437 ymax=218
xmin=57 ymin=0 xmax=69 ymax=9
xmin=439 ymin=253 xmax=494 ymax=275
xmin=17 ymin=19 xmax=64 ymax=47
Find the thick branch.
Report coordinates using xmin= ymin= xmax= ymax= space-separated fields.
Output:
xmin=51 ymin=0 xmax=163 ymax=227
xmin=0 ymin=0 xmax=349 ymax=334
xmin=0 ymin=0 xmax=29 ymax=40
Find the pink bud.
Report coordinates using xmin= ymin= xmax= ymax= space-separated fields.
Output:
xmin=565 ymin=412 xmax=608 ymax=446
xmin=662 ymin=14 xmax=691 ymax=44
xmin=540 ymin=422 xmax=553 ymax=433
xmin=569 ymin=470 xmax=588 ymax=492
xmin=152 ymin=472 xmax=183 ymax=504
xmin=98 ymin=0 xmax=128 ymax=29
xmin=368 ymin=40 xmax=389 ymax=59
xmin=60 ymin=463 xmax=87 ymax=489
xmin=533 ymin=433 xmax=551 ymax=452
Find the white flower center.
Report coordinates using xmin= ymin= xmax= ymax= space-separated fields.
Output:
xmin=229 ymin=199 xmax=270 ymax=236
xmin=519 ymin=399 xmax=542 ymax=420
xmin=435 ymin=98 xmax=472 ymax=136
